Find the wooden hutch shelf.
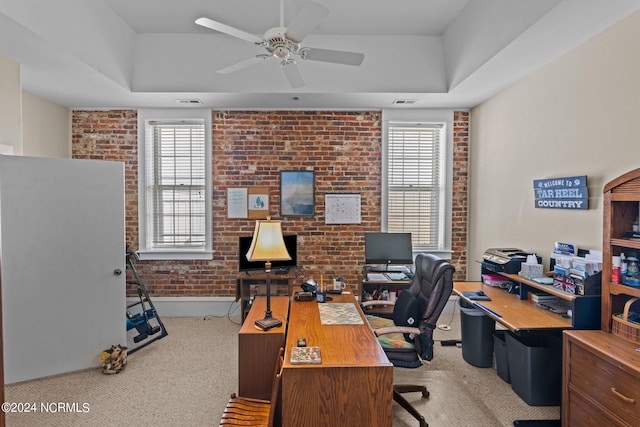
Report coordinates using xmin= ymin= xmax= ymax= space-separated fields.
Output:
xmin=563 ymin=167 xmax=640 ymax=426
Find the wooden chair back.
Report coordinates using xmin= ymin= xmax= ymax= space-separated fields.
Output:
xmin=267 ymin=347 xmax=285 ymax=427
xmin=219 ymin=347 xmax=284 ymax=427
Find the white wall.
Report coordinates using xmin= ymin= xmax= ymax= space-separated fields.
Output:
xmin=0 ymin=55 xmax=22 ymax=155
xmin=468 ymin=11 xmax=640 ymax=280
xmin=0 ymin=55 xmax=71 ymax=158
xmin=22 ymin=91 xmax=71 ymax=158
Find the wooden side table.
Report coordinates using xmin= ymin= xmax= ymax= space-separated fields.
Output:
xmin=237 ymin=272 xmax=297 ymax=322
xmin=238 ymin=296 xmax=289 ymax=400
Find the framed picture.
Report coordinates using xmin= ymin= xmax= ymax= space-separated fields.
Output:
xmin=248 ymin=186 xmax=270 ymax=219
xmin=280 ymin=170 xmax=314 ymax=216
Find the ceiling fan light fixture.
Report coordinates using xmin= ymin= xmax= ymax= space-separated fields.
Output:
xmin=273 ymin=45 xmax=289 ymax=59
xmin=195 ymin=1 xmax=364 ymax=88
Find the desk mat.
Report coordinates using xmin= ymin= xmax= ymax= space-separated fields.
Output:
xmin=318 ymin=303 xmax=364 ymax=325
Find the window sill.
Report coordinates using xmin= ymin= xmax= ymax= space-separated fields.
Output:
xmin=136 ymin=250 xmax=214 ymax=261
xmin=413 ymin=249 xmax=452 ymax=261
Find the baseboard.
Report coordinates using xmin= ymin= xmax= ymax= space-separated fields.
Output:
xmin=127 ymin=296 xmax=241 ymax=318
xmin=127 ymin=294 xmax=459 ymax=318
xmin=443 ymin=295 xmax=458 ymax=314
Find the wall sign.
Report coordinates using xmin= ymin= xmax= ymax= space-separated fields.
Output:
xmin=248 ymin=187 xmax=270 ymax=219
xmin=325 ymin=193 xmax=361 ymax=224
xmin=533 ymin=175 xmax=588 ymax=210
xmin=227 ymin=187 xmax=270 ymax=219
xmin=227 ymin=187 xmax=248 ymax=218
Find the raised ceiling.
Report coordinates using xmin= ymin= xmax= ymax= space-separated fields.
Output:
xmin=1 ymin=0 xmax=639 ymax=109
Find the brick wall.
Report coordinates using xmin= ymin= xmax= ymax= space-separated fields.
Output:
xmin=72 ymin=109 xmax=469 ymax=297
xmin=452 ymin=111 xmax=469 ymax=280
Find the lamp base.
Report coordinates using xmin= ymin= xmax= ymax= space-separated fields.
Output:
xmin=255 ymin=316 xmax=283 ymax=331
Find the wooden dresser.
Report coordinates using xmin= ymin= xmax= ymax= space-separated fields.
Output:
xmin=238 ymin=296 xmax=289 ymax=400
xmin=562 ymin=330 xmax=640 ymax=426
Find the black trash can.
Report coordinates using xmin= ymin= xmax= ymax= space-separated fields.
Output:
xmin=505 ymin=332 xmax=562 ymax=406
xmin=459 ymin=299 xmax=495 ymax=368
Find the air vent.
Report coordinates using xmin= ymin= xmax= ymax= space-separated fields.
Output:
xmin=392 ymin=99 xmax=417 ymax=105
xmin=176 ymin=99 xmax=203 ymax=104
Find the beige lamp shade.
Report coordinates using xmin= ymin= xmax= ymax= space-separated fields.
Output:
xmin=246 ymin=219 xmax=291 ymax=262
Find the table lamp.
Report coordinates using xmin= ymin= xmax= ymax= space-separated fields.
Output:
xmin=246 ymin=217 xmax=291 ymax=331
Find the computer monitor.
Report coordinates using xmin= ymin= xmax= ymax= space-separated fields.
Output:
xmin=364 ymin=232 xmax=413 ymax=265
xmin=238 ymin=234 xmax=298 ymax=273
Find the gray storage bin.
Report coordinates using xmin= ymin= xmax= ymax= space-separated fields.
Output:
xmin=505 ymin=332 xmax=562 ymax=406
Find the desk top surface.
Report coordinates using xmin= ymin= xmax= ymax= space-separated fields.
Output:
xmin=284 ymin=292 xmax=391 ymax=368
xmin=453 ymin=281 xmax=572 ymax=332
xmin=239 ymin=296 xmax=289 ymax=335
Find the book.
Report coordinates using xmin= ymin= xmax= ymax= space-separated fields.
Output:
xmin=367 ymin=273 xmax=389 ymax=282
xmin=290 ymin=346 xmax=322 ymax=364
xmin=531 ymin=277 xmax=554 ymax=285
xmin=481 ymin=273 xmax=512 ymax=287
xmin=554 ymin=242 xmax=577 ymax=256
xmin=531 ymin=293 xmax=559 ymax=303
xmin=385 ymin=272 xmax=408 ymax=281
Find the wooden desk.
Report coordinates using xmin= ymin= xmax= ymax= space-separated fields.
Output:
xmin=281 ymin=293 xmax=393 ymax=427
xmin=453 ymin=281 xmax=572 ymax=333
xmin=238 ymin=296 xmax=289 ymax=400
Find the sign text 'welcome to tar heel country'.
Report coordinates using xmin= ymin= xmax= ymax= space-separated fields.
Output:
xmin=533 ymin=176 xmax=588 ymax=210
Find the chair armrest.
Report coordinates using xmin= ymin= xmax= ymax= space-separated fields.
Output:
xmin=361 ymin=300 xmax=395 ymax=308
xmin=373 ymin=326 xmax=420 ymax=337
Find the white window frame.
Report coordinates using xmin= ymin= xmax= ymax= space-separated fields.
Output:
xmin=381 ymin=109 xmax=453 ymax=259
xmin=137 ymin=109 xmax=213 ymax=260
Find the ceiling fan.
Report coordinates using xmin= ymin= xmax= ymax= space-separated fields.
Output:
xmin=195 ymin=0 xmax=365 ymax=88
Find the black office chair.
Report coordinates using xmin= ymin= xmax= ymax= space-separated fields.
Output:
xmin=364 ymin=253 xmax=455 ymax=427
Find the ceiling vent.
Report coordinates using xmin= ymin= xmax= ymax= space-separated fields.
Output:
xmin=176 ymin=99 xmax=203 ymax=104
xmin=393 ymin=99 xmax=417 ymax=105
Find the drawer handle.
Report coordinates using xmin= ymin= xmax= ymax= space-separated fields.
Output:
xmin=610 ymin=387 xmax=636 ymax=404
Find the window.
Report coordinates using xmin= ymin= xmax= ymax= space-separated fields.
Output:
xmin=137 ymin=110 xmax=212 ymax=260
xmin=383 ymin=119 xmax=450 ymax=255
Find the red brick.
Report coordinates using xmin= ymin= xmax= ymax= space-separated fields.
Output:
xmin=72 ymin=109 xmax=469 ymax=296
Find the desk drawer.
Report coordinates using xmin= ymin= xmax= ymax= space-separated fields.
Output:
xmin=568 ymin=342 xmax=640 ymax=425
xmin=566 ymin=388 xmax=620 ymax=427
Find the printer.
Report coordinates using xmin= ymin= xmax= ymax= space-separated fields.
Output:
xmin=481 ymin=248 xmax=541 ymax=274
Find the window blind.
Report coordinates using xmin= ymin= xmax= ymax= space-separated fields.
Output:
xmin=145 ymin=121 xmax=206 ymax=249
xmin=387 ymin=124 xmax=443 ymax=249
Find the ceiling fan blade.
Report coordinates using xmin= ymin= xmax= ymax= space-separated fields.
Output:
xmin=217 ymin=56 xmax=268 ymax=74
xmin=302 ymin=48 xmax=364 ymax=66
xmin=195 ymin=17 xmax=262 ymax=44
xmin=282 ymin=62 xmax=305 ymax=88
xmin=285 ymin=1 xmax=329 ymax=43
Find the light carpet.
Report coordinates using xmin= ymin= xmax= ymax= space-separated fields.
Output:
xmin=392 ymin=369 xmax=501 ymax=426
xmin=4 ymin=309 xmax=560 ymax=426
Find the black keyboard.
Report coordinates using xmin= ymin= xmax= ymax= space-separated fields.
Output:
xmin=368 ymin=265 xmax=410 ymax=273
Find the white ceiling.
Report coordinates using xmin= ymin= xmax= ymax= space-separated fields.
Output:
xmin=1 ymin=0 xmax=639 ymax=110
